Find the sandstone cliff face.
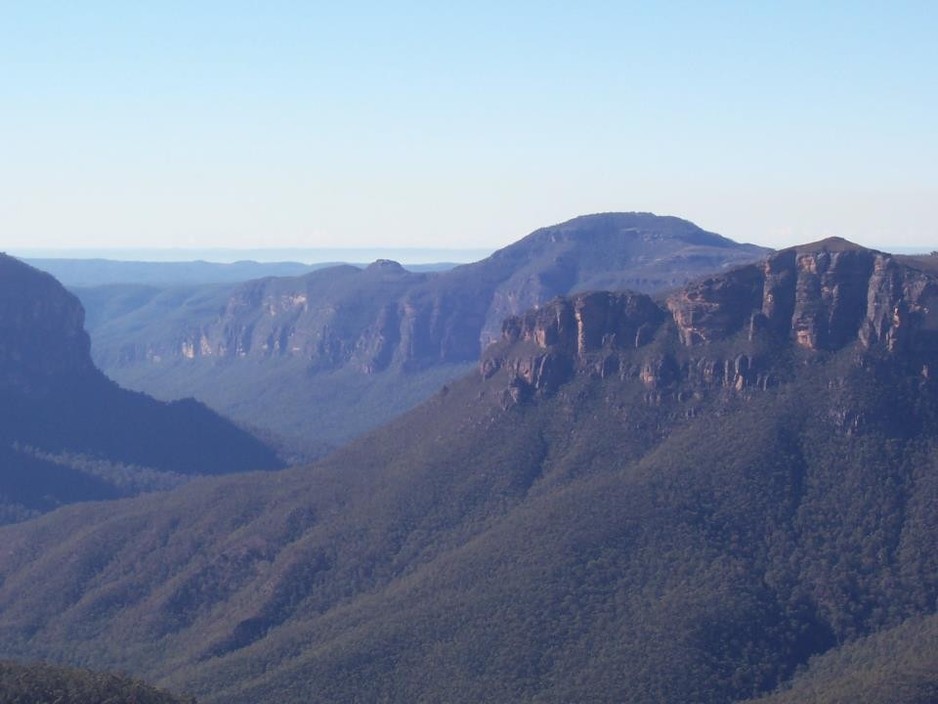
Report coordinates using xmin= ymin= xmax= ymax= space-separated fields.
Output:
xmin=484 ymin=240 xmax=938 ymax=400
xmin=119 ymin=263 xmax=438 ymax=374
xmin=0 ymin=254 xmax=94 ymax=390
xmin=668 ymin=239 xmax=938 ymax=356
xmin=481 ymin=291 xmax=665 ymax=395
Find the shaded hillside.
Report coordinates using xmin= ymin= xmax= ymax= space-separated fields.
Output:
xmin=744 ymin=614 xmax=938 ymax=704
xmin=0 ymin=254 xmax=282 ymax=521
xmin=81 ymin=212 xmax=767 ymax=458
xmin=0 ymin=239 xmax=934 ymax=702
xmin=0 ymin=660 xmax=194 ymax=703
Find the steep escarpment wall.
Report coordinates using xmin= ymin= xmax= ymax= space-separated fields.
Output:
xmin=483 ymin=240 xmax=938 ymax=399
xmin=0 ymin=254 xmax=95 ymax=390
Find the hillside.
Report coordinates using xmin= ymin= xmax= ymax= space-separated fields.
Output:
xmin=79 ymin=212 xmax=768 ymax=459
xmin=0 ymin=239 xmax=934 ymax=702
xmin=0 ymin=254 xmax=282 ymax=522
xmin=0 ymin=660 xmax=194 ymax=704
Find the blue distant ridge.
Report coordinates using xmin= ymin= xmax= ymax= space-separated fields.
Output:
xmin=7 ymin=247 xmax=494 ymax=265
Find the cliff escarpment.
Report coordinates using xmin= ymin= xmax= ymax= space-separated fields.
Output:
xmin=0 ymin=254 xmax=95 ymax=391
xmin=483 ymin=239 xmax=938 ymax=400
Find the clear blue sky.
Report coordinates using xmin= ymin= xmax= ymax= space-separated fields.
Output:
xmin=2 ymin=1 xmax=936 ymax=254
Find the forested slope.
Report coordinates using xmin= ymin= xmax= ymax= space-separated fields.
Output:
xmin=0 ymin=240 xmax=934 ymax=702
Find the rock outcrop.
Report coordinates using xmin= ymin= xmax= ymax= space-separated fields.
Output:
xmin=481 ymin=291 xmax=665 ymax=396
xmin=484 ymin=239 xmax=938 ymax=400
xmin=669 ymin=239 xmax=938 ymax=355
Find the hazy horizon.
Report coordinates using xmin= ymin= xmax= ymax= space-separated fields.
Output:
xmin=10 ymin=245 xmax=496 ymax=265
xmin=10 ymin=240 xmax=936 ymax=266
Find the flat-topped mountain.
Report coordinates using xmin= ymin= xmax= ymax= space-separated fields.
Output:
xmin=468 ymin=211 xmax=767 ymax=345
xmin=0 ymin=238 xmax=934 ymax=703
xmin=81 ymin=212 xmax=768 ymax=458
xmin=0 ymin=254 xmax=282 ymax=521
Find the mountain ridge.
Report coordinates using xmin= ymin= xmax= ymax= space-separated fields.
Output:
xmin=0 ymin=236 xmax=934 ymax=702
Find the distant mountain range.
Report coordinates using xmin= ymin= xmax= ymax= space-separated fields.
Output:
xmin=24 ymin=257 xmax=462 ymax=288
xmin=0 ymin=254 xmax=282 ymax=522
xmin=0 ymin=237 xmax=934 ymax=703
xmin=72 ymin=213 xmax=769 ymax=459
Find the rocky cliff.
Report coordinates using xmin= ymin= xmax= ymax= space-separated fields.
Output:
xmin=668 ymin=238 xmax=938 ymax=355
xmin=483 ymin=239 xmax=938 ymax=401
xmin=0 ymin=254 xmax=95 ymax=390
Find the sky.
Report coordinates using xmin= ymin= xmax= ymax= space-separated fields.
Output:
xmin=2 ymin=1 xmax=937 ymax=257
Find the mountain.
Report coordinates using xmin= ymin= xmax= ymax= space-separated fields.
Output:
xmin=80 ymin=212 xmax=768 ymax=459
xmin=0 ymin=254 xmax=283 ymax=522
xmin=0 ymin=238 xmax=934 ymax=702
